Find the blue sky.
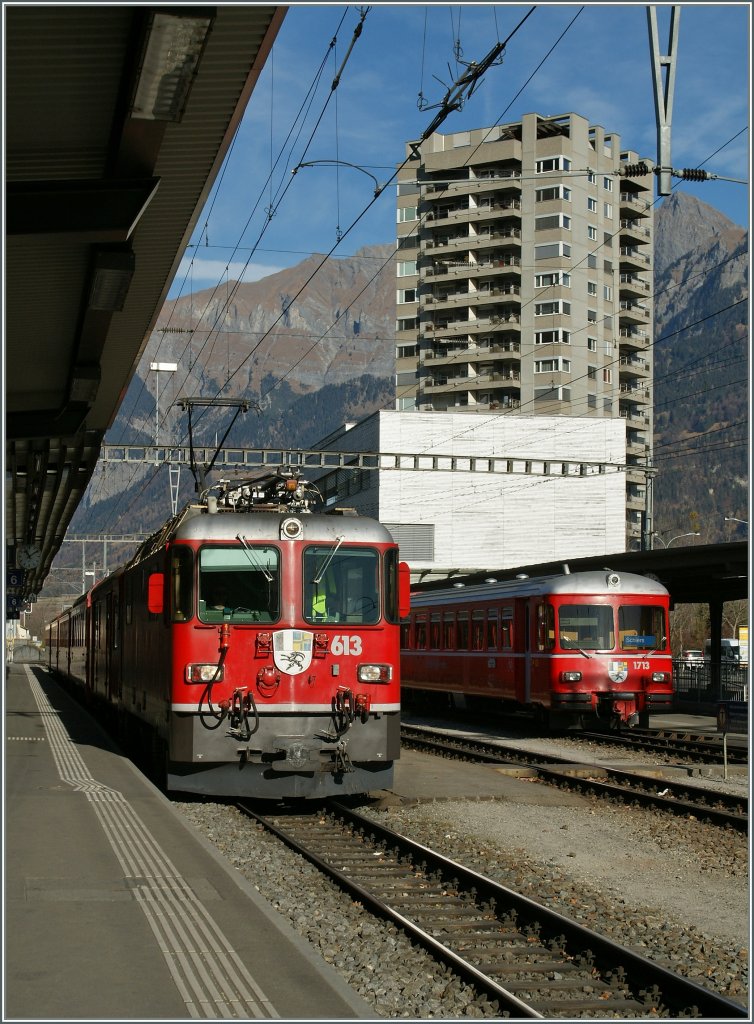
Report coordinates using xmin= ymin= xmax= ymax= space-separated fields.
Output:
xmin=169 ymin=2 xmax=750 ymax=299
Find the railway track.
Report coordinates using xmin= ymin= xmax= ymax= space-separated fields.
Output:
xmin=401 ymin=724 xmax=748 ymax=832
xmin=238 ymin=800 xmax=747 ymax=1019
xmin=579 ymin=728 xmax=748 ymax=765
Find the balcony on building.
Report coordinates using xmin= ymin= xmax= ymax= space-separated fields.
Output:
xmin=619 ymin=272 xmax=650 ymax=296
xmin=619 ymin=246 xmax=651 ymax=270
xmin=619 ymin=325 xmax=650 ymax=350
xmin=619 ymin=298 xmax=651 ymax=323
xmin=620 ymin=218 xmax=652 ymax=244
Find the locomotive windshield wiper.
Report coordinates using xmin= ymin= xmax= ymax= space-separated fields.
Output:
xmin=236 ymin=534 xmax=274 ymax=581
xmin=312 ymin=536 xmax=345 ymax=584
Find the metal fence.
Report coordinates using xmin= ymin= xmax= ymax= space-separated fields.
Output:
xmin=673 ymin=661 xmax=749 ymax=705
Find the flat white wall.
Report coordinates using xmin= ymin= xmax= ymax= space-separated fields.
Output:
xmin=318 ymin=410 xmax=627 ymax=572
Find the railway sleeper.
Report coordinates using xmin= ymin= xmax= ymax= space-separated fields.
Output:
xmin=530 ymin=996 xmax=648 ymax=1014
xmin=477 ymin=959 xmax=586 ymax=975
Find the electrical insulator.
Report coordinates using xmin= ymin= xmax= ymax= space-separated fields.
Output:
xmin=621 ymin=162 xmax=649 ymax=177
xmin=680 ymin=168 xmax=710 ymax=182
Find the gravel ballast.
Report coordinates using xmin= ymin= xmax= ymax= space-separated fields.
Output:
xmin=174 ymin=733 xmax=749 ymax=1019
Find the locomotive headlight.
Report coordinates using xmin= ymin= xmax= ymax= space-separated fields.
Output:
xmin=186 ymin=663 xmax=225 ymax=684
xmin=561 ymin=671 xmax=582 ymax=682
xmin=357 ymin=663 xmax=392 ymax=683
xmin=652 ymin=672 xmax=670 ymax=683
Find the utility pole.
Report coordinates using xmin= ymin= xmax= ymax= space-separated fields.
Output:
xmin=647 ymin=5 xmax=681 ymax=196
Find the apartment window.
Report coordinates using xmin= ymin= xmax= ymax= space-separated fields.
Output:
xmin=603 ymin=285 xmax=613 ymax=301
xmin=397 ymin=235 xmax=417 ymax=250
xmin=587 ymin=254 xmax=597 ymax=269
xmin=397 ymin=261 xmax=417 ymax=277
xmin=604 ymin=315 xmax=613 ymax=329
xmin=395 ymin=371 xmax=417 ymax=386
xmin=535 ymin=185 xmax=571 ymax=202
xmin=397 ymin=206 xmax=417 ymax=222
xmin=536 ymin=214 xmax=571 ymax=231
xmin=587 ymin=337 xmax=597 ymax=352
xmin=396 ymin=317 xmax=418 ymax=332
xmin=588 ymin=365 xmax=597 ymax=380
xmin=587 ymin=197 xmax=598 ymax=213
xmin=397 ymin=288 xmax=416 ymax=303
xmin=603 ymin=231 xmax=613 ymax=246
xmin=588 ymin=225 xmax=598 ymax=241
xmin=534 ymin=329 xmax=571 ymax=345
xmin=535 ymin=358 xmax=571 ymax=373
xmin=535 ymin=156 xmax=571 ymax=173
xmin=587 ymin=170 xmax=596 ymax=184
xmin=398 ymin=182 xmax=420 ymax=196
xmin=605 ymin=340 xmax=613 ymax=355
xmin=603 ymin=259 xmax=613 ymax=274
xmin=604 ymin=202 xmax=613 ymax=218
xmin=603 ymin=176 xmax=613 ymax=191
xmin=588 ymin=394 xmax=597 ymax=409
xmin=587 ymin=309 xmax=597 ymax=323
xmin=396 ymin=343 xmax=417 ymax=358
xmin=535 ymin=386 xmax=571 ymax=402
xmin=535 ymin=242 xmax=571 ymax=260
xmin=587 ymin=281 xmax=597 ymax=296
xmin=537 ymin=272 xmax=569 ymax=289
xmin=603 ymin=368 xmax=612 ymax=383
xmin=604 ymin=398 xmax=613 ymax=411
xmin=535 ymin=300 xmax=571 ymax=316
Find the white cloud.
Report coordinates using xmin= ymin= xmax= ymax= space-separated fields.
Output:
xmin=172 ymin=256 xmax=287 ymax=292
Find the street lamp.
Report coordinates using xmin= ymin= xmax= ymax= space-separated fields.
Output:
xmin=724 ymin=516 xmax=748 ymax=527
xmin=652 ymin=531 xmax=700 ymax=548
xmin=149 ymin=361 xmax=178 ymax=464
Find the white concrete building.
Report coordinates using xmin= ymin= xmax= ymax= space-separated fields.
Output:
xmin=315 ymin=410 xmax=626 ymax=578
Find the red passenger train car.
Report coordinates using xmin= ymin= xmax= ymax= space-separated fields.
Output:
xmin=401 ymin=567 xmax=673 ymax=729
xmin=47 ymin=474 xmax=410 ymax=799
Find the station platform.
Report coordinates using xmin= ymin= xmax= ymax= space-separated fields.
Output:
xmin=4 ymin=663 xmax=375 ymax=1020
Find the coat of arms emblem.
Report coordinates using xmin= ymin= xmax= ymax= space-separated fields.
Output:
xmin=273 ymin=629 xmax=314 ymax=675
xmin=607 ymin=660 xmax=628 ymax=683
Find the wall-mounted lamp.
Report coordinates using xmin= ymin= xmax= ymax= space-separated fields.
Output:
xmin=88 ymin=248 xmax=135 ymax=312
xmin=131 ymin=11 xmax=214 ymax=122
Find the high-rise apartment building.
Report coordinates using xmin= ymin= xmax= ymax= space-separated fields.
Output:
xmin=394 ymin=112 xmax=654 ymax=547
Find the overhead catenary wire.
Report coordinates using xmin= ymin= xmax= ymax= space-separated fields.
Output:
xmin=89 ymin=8 xmax=749 ymax=536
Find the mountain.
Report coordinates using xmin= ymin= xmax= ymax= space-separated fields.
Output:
xmin=60 ymin=196 xmax=748 ymax=571
xmin=650 ymin=194 xmax=748 ymax=539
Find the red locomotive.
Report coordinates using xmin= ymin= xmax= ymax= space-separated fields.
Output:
xmin=47 ymin=473 xmax=410 ymax=799
xmin=401 ymin=567 xmax=673 ymax=729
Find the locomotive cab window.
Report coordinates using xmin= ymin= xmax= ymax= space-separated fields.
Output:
xmin=199 ymin=546 xmax=280 ymax=623
xmin=558 ymin=604 xmax=614 ymax=650
xmin=303 ymin=545 xmax=380 ymax=625
xmin=171 ymin=545 xmax=194 ymax=622
xmin=536 ymin=603 xmax=555 ymax=651
xmin=618 ymin=605 xmax=667 ymax=651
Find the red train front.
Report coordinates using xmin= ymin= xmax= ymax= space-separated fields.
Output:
xmin=49 ymin=475 xmax=409 ymax=799
xmin=401 ymin=568 xmax=673 ymax=729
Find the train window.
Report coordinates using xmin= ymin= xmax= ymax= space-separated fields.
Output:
xmin=430 ymin=613 xmax=441 ymax=649
xmin=471 ymin=610 xmax=485 ymax=651
xmin=558 ymin=604 xmax=615 ymax=650
xmin=486 ymin=610 xmax=498 ymax=649
xmin=536 ymin=603 xmax=556 ymax=651
xmin=618 ymin=605 xmax=667 ymax=651
xmin=500 ymin=606 xmax=513 ymax=649
xmin=457 ymin=611 xmax=470 ymax=650
xmin=171 ymin=546 xmax=194 ymax=622
xmin=384 ymin=549 xmax=400 ymax=624
xmin=199 ymin=546 xmax=280 ymax=623
xmin=415 ymin=615 xmax=428 ymax=649
xmin=303 ymin=546 xmax=380 ymax=625
xmin=443 ymin=612 xmax=455 ymax=650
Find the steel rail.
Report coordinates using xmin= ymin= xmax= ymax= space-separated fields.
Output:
xmin=400 ymin=725 xmax=748 ymax=831
xmin=238 ymin=800 xmax=748 ymax=1019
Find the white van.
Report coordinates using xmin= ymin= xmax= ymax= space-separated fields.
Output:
xmin=704 ymin=638 xmax=742 ymax=663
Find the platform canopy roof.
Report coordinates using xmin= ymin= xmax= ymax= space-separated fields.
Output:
xmin=5 ymin=5 xmax=286 ymax=601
